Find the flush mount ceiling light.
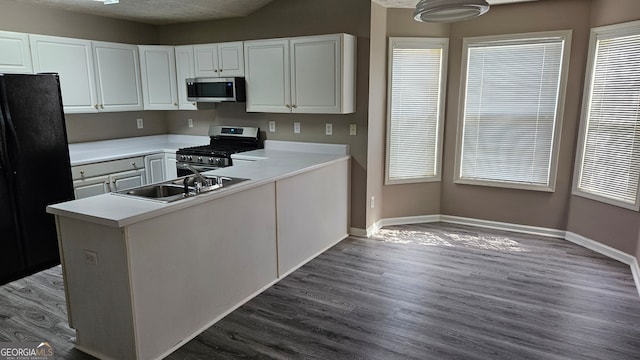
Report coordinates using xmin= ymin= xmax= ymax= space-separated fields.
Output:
xmin=414 ymin=0 xmax=490 ymax=23
xmin=93 ymin=0 xmax=119 ymax=4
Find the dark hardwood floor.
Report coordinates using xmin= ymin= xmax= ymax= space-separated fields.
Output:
xmin=1 ymin=223 xmax=639 ymax=359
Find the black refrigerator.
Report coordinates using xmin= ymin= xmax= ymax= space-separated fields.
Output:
xmin=0 ymin=73 xmax=74 ymax=285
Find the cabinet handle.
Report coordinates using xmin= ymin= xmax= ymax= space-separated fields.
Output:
xmin=292 ymin=104 xmax=297 ymax=109
xmin=174 ymin=103 xmax=178 ymax=106
xmin=100 ymin=104 xmax=104 ymax=109
xmin=80 ymin=170 xmax=85 ymax=176
xmin=219 ymin=69 xmax=223 ymax=72
xmin=94 ymin=104 xmax=99 ymax=110
xmin=214 ymin=69 xmax=218 ymax=73
xmin=131 ymin=161 xmax=136 ymax=167
xmin=192 ymin=102 xmax=196 ymax=106
xmin=285 ymin=104 xmax=291 ymax=109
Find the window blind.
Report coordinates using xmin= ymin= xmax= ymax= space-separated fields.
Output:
xmin=386 ymin=38 xmax=447 ymax=184
xmin=576 ymin=25 xmax=640 ymax=208
xmin=459 ymin=34 xmax=568 ymax=189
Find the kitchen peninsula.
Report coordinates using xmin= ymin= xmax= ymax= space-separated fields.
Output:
xmin=47 ymin=141 xmax=350 ymax=360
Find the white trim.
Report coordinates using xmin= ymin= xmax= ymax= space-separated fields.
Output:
xmin=379 ymin=215 xmax=441 ymax=228
xmin=565 ymin=231 xmax=640 ymax=299
xmin=632 ymin=258 xmax=640 ymax=298
xmin=366 ymin=215 xmax=639 ymax=298
xmin=439 ymin=215 xmax=566 ymax=239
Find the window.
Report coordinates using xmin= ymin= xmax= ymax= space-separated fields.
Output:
xmin=456 ymin=31 xmax=571 ymax=191
xmin=386 ymin=37 xmax=448 ymax=184
xmin=574 ymin=21 xmax=640 ymax=210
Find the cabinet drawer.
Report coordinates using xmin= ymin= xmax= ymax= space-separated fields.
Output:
xmin=72 ymin=157 xmax=144 ymax=180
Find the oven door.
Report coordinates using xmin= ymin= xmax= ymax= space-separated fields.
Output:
xmin=176 ymin=162 xmax=220 ymax=177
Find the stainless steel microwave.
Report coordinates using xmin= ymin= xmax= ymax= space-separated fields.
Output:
xmin=186 ymin=77 xmax=246 ymax=102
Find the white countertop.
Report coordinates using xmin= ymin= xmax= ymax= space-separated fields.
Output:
xmin=68 ymin=134 xmax=209 ymax=166
xmin=49 ymin=141 xmax=349 ymax=228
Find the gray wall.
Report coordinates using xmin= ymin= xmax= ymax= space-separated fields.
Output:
xmin=381 ymin=0 xmax=640 ymax=263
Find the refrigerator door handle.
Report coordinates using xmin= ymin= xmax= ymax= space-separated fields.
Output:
xmin=0 ymin=81 xmax=9 ymax=172
xmin=0 ymin=79 xmax=19 ymax=171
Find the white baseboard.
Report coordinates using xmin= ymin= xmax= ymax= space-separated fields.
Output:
xmin=350 ymin=215 xmax=440 ymax=238
xmin=440 ymin=215 xmax=566 ymax=239
xmin=359 ymin=214 xmax=639 ymax=298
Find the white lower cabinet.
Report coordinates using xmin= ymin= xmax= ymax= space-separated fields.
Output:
xmin=73 ymin=175 xmax=110 ymax=199
xmin=110 ymin=169 xmax=145 ymax=192
xmin=144 ymin=153 xmax=166 ymax=184
xmin=72 ymin=157 xmax=145 ymax=199
xmin=145 ymin=153 xmax=178 ymax=183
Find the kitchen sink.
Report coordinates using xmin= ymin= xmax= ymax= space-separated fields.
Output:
xmin=112 ymin=175 xmax=249 ymax=203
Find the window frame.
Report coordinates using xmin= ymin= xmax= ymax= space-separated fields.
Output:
xmin=385 ymin=37 xmax=449 ymax=185
xmin=454 ymin=30 xmax=572 ymax=192
xmin=572 ymin=20 xmax=640 ymax=211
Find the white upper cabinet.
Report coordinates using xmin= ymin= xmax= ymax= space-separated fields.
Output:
xmin=0 ymin=30 xmax=32 ymax=74
xmin=194 ymin=41 xmax=244 ymax=78
xmin=175 ymin=45 xmax=197 ymax=110
xmin=138 ymin=45 xmax=178 ymax=110
xmin=244 ymin=33 xmax=356 ymax=114
xmin=217 ymin=42 xmax=244 ymax=77
xmin=30 ymin=35 xmax=98 ymax=113
xmin=244 ymin=39 xmax=290 ymax=113
xmin=93 ymin=41 xmax=143 ymax=112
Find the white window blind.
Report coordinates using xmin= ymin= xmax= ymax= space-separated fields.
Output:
xmin=386 ymin=38 xmax=448 ymax=184
xmin=575 ymin=22 xmax=640 ymax=210
xmin=457 ymin=32 xmax=570 ymax=191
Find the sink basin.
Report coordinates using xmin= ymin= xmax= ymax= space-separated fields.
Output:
xmin=112 ymin=175 xmax=249 ymax=203
xmin=126 ymin=184 xmax=188 ymax=198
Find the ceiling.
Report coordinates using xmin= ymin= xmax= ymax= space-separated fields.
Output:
xmin=9 ymin=0 xmax=539 ymax=25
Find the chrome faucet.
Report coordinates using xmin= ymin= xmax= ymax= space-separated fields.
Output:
xmin=184 ymin=164 xmax=212 ymax=187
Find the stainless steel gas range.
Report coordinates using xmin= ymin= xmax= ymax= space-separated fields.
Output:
xmin=176 ymin=125 xmax=261 ymax=177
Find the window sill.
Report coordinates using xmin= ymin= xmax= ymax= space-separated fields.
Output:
xmin=572 ymin=189 xmax=639 ymax=211
xmin=454 ymin=178 xmax=555 ymax=193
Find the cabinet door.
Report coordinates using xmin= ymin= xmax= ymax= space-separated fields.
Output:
xmin=73 ymin=175 xmax=110 ymax=199
xmin=164 ymin=153 xmax=177 ymax=180
xmin=244 ymin=39 xmax=291 ymax=113
xmin=139 ymin=45 xmax=178 ymax=110
xmin=175 ymin=45 xmax=197 ymax=110
xmin=93 ymin=41 xmax=143 ymax=112
xmin=0 ymin=30 xmax=32 ymax=74
xmin=110 ymin=169 xmax=145 ymax=192
xmin=30 ymin=35 xmax=98 ymax=113
xmin=193 ymin=44 xmax=219 ymax=78
xmin=290 ymin=34 xmax=345 ymax=114
xmin=218 ymin=41 xmax=244 ymax=77
xmin=144 ymin=153 xmax=166 ymax=184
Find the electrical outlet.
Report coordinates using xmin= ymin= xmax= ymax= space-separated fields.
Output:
xmin=83 ymin=249 xmax=98 ymax=265
xmin=188 ymin=118 xmax=193 ymax=128
xmin=350 ymin=123 xmax=357 ymax=136
xmin=325 ymin=123 xmax=333 ymax=135
xmin=136 ymin=118 xmax=143 ymax=129
xmin=294 ymin=122 xmax=301 ymax=134
xmin=269 ymin=120 xmax=276 ymax=132
xmin=370 ymin=196 xmax=375 ymax=209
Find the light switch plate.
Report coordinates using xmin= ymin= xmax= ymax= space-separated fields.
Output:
xmin=326 ymin=123 xmax=333 ymax=136
xmin=137 ymin=118 xmax=143 ymax=129
xmin=188 ymin=118 xmax=194 ymax=128
xmin=350 ymin=123 xmax=357 ymax=136
xmin=269 ymin=121 xmax=276 ymax=132
xmin=294 ymin=122 xmax=301 ymax=134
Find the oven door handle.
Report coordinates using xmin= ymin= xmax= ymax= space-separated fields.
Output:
xmin=176 ymin=163 xmax=219 ymax=172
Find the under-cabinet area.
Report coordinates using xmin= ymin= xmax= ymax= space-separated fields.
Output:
xmin=48 ymin=148 xmax=350 ymax=360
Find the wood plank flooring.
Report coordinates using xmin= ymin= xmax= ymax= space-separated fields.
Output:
xmin=1 ymin=222 xmax=639 ymax=359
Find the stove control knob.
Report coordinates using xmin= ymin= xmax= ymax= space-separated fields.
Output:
xmin=208 ymin=157 xmax=214 ymax=164
xmin=188 ymin=155 xmax=193 ymax=161
xmin=198 ymin=156 xmax=203 ymax=163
